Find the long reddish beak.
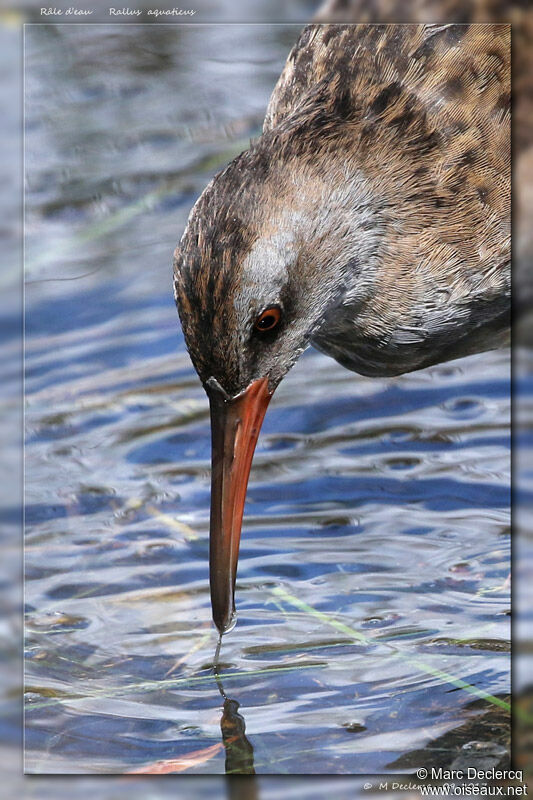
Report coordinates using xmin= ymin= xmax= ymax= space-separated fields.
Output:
xmin=206 ymin=376 xmax=273 ymax=634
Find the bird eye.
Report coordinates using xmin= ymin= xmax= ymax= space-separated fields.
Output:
xmin=254 ymin=306 xmax=282 ymax=333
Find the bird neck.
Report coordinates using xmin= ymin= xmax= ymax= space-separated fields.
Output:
xmin=277 ymin=165 xmax=387 ymax=336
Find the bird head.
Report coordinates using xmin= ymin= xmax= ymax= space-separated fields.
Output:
xmin=173 ymin=135 xmax=379 ymax=633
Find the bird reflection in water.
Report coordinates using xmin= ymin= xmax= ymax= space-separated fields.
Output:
xmin=214 ymin=636 xmax=257 ymax=783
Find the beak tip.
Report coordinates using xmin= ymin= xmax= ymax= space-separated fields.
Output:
xmin=213 ymin=609 xmax=237 ymax=636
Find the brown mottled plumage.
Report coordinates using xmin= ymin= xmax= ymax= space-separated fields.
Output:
xmin=313 ymin=0 xmax=530 ymax=318
xmin=264 ymin=24 xmax=510 ymax=375
xmin=173 ymin=23 xmax=510 ymax=633
xmin=314 ymin=0 xmax=528 ymax=154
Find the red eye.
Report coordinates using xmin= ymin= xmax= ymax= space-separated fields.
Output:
xmin=254 ymin=306 xmax=282 ymax=332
